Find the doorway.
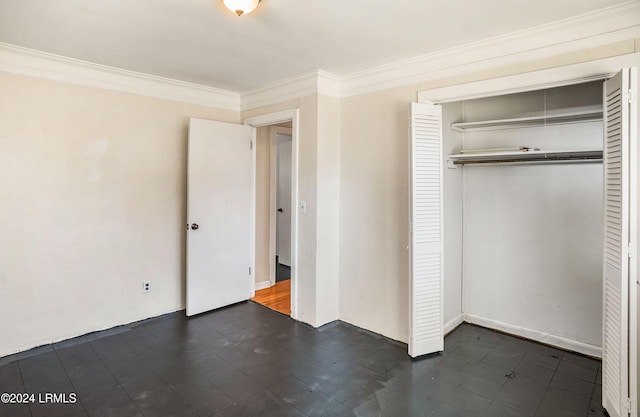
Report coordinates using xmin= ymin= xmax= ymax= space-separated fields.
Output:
xmin=244 ymin=110 xmax=299 ymax=318
xmin=251 ymin=126 xmax=292 ymax=315
xmin=274 ymin=127 xmax=292 ymax=285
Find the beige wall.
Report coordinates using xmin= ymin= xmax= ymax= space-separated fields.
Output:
xmin=0 ymin=71 xmax=238 ymax=356
xmin=255 ymin=126 xmax=271 ymax=286
xmin=339 ymin=84 xmax=419 ymax=342
xmin=315 ymin=94 xmax=341 ymax=325
xmin=3 ymin=36 xmax=640 ymax=358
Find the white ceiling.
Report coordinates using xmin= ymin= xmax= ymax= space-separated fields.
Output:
xmin=0 ymin=0 xmax=630 ymax=92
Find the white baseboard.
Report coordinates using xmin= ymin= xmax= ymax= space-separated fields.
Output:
xmin=255 ymin=280 xmax=272 ymax=291
xmin=444 ymin=314 xmax=464 ymax=335
xmin=463 ymin=313 xmax=602 ymax=358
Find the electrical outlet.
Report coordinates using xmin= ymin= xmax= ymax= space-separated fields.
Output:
xmin=143 ymin=282 xmax=151 ymax=293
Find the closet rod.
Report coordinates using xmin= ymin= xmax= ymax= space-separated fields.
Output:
xmin=449 ymin=149 xmax=603 ymax=166
xmin=453 ymin=158 xmax=602 ymax=166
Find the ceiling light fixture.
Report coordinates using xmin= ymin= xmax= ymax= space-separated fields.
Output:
xmin=222 ymin=0 xmax=261 ymax=16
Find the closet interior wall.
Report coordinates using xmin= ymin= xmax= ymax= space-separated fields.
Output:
xmin=443 ymin=81 xmax=605 ymax=354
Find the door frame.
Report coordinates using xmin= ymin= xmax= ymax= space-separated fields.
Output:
xmin=269 ymin=126 xmax=293 ymax=286
xmin=417 ymin=54 xmax=639 ymax=416
xmin=418 ymin=54 xmax=639 ymax=104
xmin=629 ymin=67 xmax=638 ymax=417
xmin=244 ymin=109 xmax=300 ymax=319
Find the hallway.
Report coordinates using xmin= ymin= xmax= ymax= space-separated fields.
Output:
xmin=251 ymin=279 xmax=291 ymax=316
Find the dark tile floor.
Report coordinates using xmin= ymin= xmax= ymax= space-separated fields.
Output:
xmin=0 ymin=301 xmax=605 ymax=417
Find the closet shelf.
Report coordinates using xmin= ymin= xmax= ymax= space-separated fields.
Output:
xmin=450 ymin=110 xmax=602 ymax=132
xmin=449 ymin=149 xmax=603 ymax=165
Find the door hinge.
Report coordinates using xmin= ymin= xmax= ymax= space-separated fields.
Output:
xmin=627 ymin=89 xmax=635 ymax=104
xmin=626 ymin=397 xmax=636 ymax=414
xmin=627 ymin=243 xmax=633 ymax=258
xmin=250 ymin=141 xmax=253 ymax=150
xmin=249 ymin=266 xmax=252 ymax=275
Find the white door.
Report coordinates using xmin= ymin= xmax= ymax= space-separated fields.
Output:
xmin=186 ymin=118 xmax=254 ymax=316
xmin=409 ymin=102 xmax=444 ymax=358
xmin=276 ymin=135 xmax=292 ymax=267
xmin=602 ymin=68 xmax=637 ymax=417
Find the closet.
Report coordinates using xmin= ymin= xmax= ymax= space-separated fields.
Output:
xmin=409 ymin=68 xmax=638 ymax=417
xmin=452 ymin=81 xmax=604 ymax=356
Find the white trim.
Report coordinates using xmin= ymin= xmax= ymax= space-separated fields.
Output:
xmin=340 ymin=2 xmax=640 ymax=98
xmin=418 ymin=54 xmax=640 ymax=104
xmin=269 ymin=126 xmax=293 ymax=287
xmin=444 ymin=314 xmax=464 ymax=335
xmin=464 ymin=314 xmax=602 ymax=358
xmin=244 ymin=109 xmax=300 ymax=320
xmin=255 ymin=280 xmax=272 ymax=291
xmin=317 ymin=70 xmax=341 ymax=98
xmin=0 ymin=42 xmax=240 ymax=110
xmin=240 ymin=70 xmax=341 ymax=112
xmin=628 ymin=66 xmax=638 ymax=417
xmin=1 ymin=2 xmax=638 ymax=110
xmin=249 ymin=128 xmax=257 ymax=297
xmin=243 ymin=110 xmax=298 ymax=127
xmin=237 ymin=2 xmax=640 ymax=105
xmin=241 ymin=71 xmax=321 ymax=111
xmin=269 ymin=130 xmax=277 ymax=287
xmin=0 ymin=3 xmax=638 ymax=111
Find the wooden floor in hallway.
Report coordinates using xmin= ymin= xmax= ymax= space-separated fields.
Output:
xmin=251 ymin=279 xmax=291 ymax=315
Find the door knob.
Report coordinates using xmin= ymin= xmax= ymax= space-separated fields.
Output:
xmin=277 ymin=208 xmax=283 ymax=213
xmin=191 ymin=223 xmax=199 ymax=230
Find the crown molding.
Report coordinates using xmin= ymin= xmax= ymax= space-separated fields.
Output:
xmin=0 ymin=1 xmax=638 ymax=110
xmin=338 ymin=0 xmax=640 ymax=98
xmin=239 ymin=69 xmax=342 ymax=111
xmin=317 ymin=70 xmax=341 ymax=99
xmin=0 ymin=43 xmax=240 ymax=110
xmin=239 ymin=1 xmax=640 ymax=104
xmin=417 ymin=52 xmax=640 ymax=104
xmin=239 ymin=70 xmax=321 ymax=111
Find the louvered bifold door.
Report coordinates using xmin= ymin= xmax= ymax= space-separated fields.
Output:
xmin=409 ymin=102 xmax=444 ymax=358
xmin=602 ymin=69 xmax=632 ymax=417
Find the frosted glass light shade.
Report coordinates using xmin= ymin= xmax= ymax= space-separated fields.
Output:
xmin=223 ymin=0 xmax=261 ymax=16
